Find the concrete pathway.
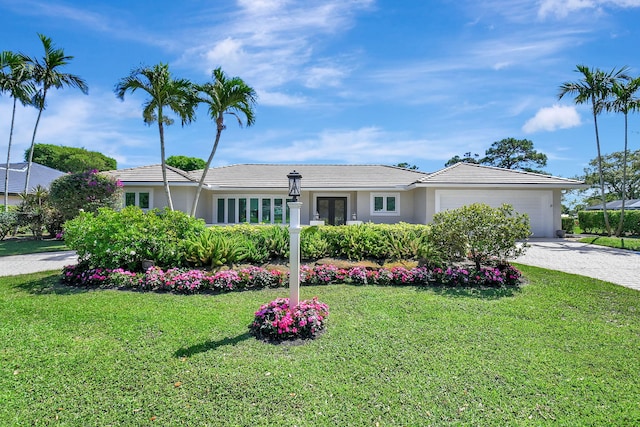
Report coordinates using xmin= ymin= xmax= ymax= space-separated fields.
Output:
xmin=513 ymin=239 xmax=640 ymax=291
xmin=0 ymin=251 xmax=78 ymax=277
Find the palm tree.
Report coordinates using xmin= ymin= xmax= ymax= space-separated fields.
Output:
xmin=190 ymin=68 xmax=257 ymax=217
xmin=606 ymin=76 xmax=640 ymax=237
xmin=115 ymin=63 xmax=196 ymax=211
xmin=1 ymin=51 xmax=35 ymax=211
xmin=21 ymin=34 xmax=88 ymax=194
xmin=558 ymin=65 xmax=629 ymax=236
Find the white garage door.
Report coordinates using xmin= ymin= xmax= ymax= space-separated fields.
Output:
xmin=435 ymin=189 xmax=554 ymax=237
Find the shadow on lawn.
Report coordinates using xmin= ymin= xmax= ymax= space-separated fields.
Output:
xmin=14 ymin=274 xmax=89 ymax=295
xmin=174 ymin=332 xmax=253 ymax=358
xmin=422 ymin=285 xmax=520 ymax=299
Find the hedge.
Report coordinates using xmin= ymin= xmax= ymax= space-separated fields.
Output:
xmin=577 ymin=210 xmax=640 ymax=235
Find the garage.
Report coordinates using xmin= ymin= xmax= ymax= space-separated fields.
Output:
xmin=435 ymin=189 xmax=554 ymax=238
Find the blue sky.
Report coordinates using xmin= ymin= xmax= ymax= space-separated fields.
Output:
xmin=1 ymin=0 xmax=640 ymax=179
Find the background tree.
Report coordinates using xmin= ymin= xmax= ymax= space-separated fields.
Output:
xmin=115 ymin=63 xmax=196 ymax=211
xmin=25 ymin=143 xmax=116 ymax=173
xmin=580 ymin=149 xmax=640 ymax=203
xmin=190 ymin=67 xmax=256 ymax=216
xmin=166 ymin=155 xmax=206 ymax=171
xmin=480 ymin=138 xmax=547 ymax=173
xmin=49 ymin=169 xmax=123 ymax=223
xmin=558 ymin=64 xmax=629 ymax=236
xmin=21 ymin=34 xmax=88 ymax=193
xmin=606 ymin=76 xmax=640 ymax=236
xmin=394 ymin=162 xmax=419 ymax=170
xmin=1 ymin=51 xmax=35 ymax=210
xmin=445 ymin=152 xmax=480 ymax=167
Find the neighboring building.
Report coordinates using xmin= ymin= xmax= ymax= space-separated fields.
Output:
xmin=106 ymin=162 xmax=585 ymax=238
xmin=585 ymin=199 xmax=640 ymax=211
xmin=0 ymin=162 xmax=66 ymax=206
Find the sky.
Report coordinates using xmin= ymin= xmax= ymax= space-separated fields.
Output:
xmin=1 ymin=0 xmax=640 ymax=179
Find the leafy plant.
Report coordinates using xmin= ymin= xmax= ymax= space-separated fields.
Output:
xmin=0 ymin=210 xmax=18 ymax=240
xmin=249 ymin=297 xmax=329 ymax=342
xmin=430 ymin=203 xmax=531 ymax=270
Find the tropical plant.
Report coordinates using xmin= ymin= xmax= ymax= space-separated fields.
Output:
xmin=16 ymin=185 xmax=59 ymax=239
xmin=190 ymin=67 xmax=257 ymax=216
xmin=558 ymin=65 xmax=629 ymax=236
xmin=429 ymin=203 xmax=531 ymax=270
xmin=605 ymin=76 xmax=640 ymax=236
xmin=20 ymin=34 xmax=88 ymax=193
xmin=49 ymin=169 xmax=123 ymax=222
xmin=115 ymin=63 xmax=197 ymax=211
xmin=1 ymin=51 xmax=35 ymax=210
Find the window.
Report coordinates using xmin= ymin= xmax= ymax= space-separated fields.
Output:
xmin=125 ymin=191 xmax=151 ymax=209
xmin=370 ymin=193 xmax=399 ymax=216
xmin=214 ymin=196 xmax=291 ymax=224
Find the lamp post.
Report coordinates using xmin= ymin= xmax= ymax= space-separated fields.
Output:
xmin=287 ymin=170 xmax=302 ymax=308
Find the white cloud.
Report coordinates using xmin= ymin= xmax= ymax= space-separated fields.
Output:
xmin=522 ymin=105 xmax=581 ymax=133
xmin=538 ymin=0 xmax=640 ymax=18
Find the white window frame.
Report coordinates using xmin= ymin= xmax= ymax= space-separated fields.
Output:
xmin=214 ymin=195 xmax=290 ymax=225
xmin=370 ymin=192 xmax=400 ymax=216
xmin=124 ymin=190 xmax=152 ymax=211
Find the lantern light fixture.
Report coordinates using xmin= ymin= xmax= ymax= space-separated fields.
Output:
xmin=287 ymin=170 xmax=302 ymax=201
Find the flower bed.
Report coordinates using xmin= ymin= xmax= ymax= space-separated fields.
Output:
xmin=61 ymin=263 xmax=522 ymax=293
xmin=249 ymin=297 xmax=329 ymax=342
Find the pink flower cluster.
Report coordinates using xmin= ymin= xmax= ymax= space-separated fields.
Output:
xmin=249 ymin=297 xmax=329 ymax=341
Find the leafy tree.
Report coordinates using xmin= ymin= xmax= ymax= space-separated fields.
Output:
xmin=606 ymin=76 xmax=640 ymax=236
xmin=558 ymin=64 xmax=629 ymax=236
xmin=21 ymin=34 xmax=88 ymax=193
xmin=25 ymin=143 xmax=116 ymax=173
xmin=480 ymin=138 xmax=547 ymax=173
xmin=429 ymin=203 xmax=530 ymax=270
xmin=166 ymin=155 xmax=206 ymax=171
xmin=190 ymin=67 xmax=256 ymax=216
xmin=580 ymin=149 xmax=640 ymax=202
xmin=49 ymin=169 xmax=123 ymax=223
xmin=445 ymin=152 xmax=480 ymax=167
xmin=115 ymin=63 xmax=196 ymax=211
xmin=1 ymin=51 xmax=35 ymax=210
xmin=394 ymin=162 xmax=419 ymax=170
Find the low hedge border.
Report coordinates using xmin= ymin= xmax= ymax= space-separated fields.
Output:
xmin=61 ymin=263 xmax=522 ymax=292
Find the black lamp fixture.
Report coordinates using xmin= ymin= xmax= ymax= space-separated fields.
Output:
xmin=287 ymin=170 xmax=302 ymax=202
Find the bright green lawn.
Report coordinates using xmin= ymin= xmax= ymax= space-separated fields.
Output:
xmin=1 ymin=266 xmax=639 ymax=426
xmin=0 ymin=238 xmax=67 ymax=257
xmin=578 ymin=236 xmax=640 ymax=251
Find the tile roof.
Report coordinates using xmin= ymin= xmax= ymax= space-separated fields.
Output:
xmin=104 ymin=164 xmax=197 ymax=184
xmin=416 ymin=162 xmax=585 ymax=187
xmin=0 ymin=162 xmax=65 ymax=194
xmin=191 ymin=164 xmax=430 ymax=189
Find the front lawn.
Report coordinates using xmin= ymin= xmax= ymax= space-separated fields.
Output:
xmin=0 ymin=237 xmax=68 ymax=257
xmin=1 ymin=266 xmax=639 ymax=425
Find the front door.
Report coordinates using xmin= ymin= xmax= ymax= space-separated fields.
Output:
xmin=317 ymin=197 xmax=347 ymax=225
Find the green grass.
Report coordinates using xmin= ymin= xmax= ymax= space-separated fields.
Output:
xmin=0 ymin=238 xmax=68 ymax=257
xmin=578 ymin=235 xmax=640 ymax=251
xmin=1 ymin=267 xmax=639 ymax=426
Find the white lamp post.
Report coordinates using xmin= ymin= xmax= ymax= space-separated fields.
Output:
xmin=287 ymin=170 xmax=302 ymax=308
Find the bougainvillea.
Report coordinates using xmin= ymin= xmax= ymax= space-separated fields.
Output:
xmin=249 ymin=297 xmax=329 ymax=342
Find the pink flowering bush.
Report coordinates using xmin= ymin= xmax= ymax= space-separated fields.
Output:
xmin=61 ymin=262 xmax=522 ymax=292
xmin=249 ymin=297 xmax=329 ymax=342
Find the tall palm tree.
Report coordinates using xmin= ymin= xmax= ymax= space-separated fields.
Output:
xmin=190 ymin=68 xmax=257 ymax=217
xmin=1 ymin=51 xmax=35 ymax=210
xmin=115 ymin=63 xmax=196 ymax=211
xmin=606 ymin=76 xmax=640 ymax=237
xmin=21 ymin=34 xmax=88 ymax=193
xmin=558 ymin=65 xmax=629 ymax=236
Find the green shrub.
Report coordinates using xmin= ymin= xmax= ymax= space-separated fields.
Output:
xmin=49 ymin=169 xmax=123 ymax=223
xmin=578 ymin=210 xmax=640 ymax=235
xmin=0 ymin=210 xmax=18 ymax=240
xmin=183 ymin=229 xmax=249 ymax=268
xmin=63 ymin=206 xmax=206 ymax=271
xmin=16 ymin=185 xmax=60 ymax=239
xmin=561 ymin=216 xmax=575 ymax=234
xmin=429 ymin=203 xmax=531 ymax=270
